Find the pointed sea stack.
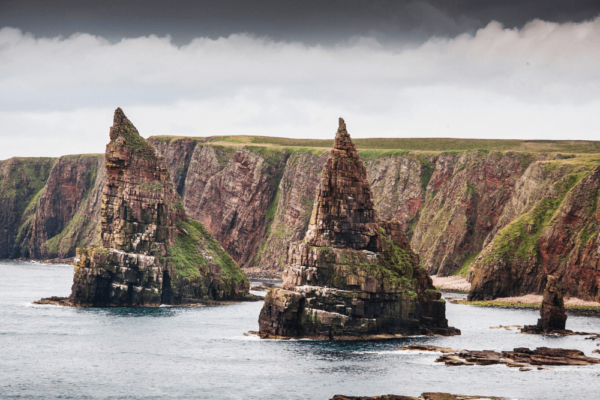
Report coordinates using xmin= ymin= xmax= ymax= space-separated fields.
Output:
xmin=60 ymin=108 xmax=250 ymax=306
xmin=538 ymin=275 xmax=567 ymax=331
xmin=257 ymin=119 xmax=460 ymax=339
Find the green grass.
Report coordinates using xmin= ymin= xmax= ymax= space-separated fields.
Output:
xmin=458 ymin=300 xmax=600 ymax=311
xmin=112 ymin=116 xmax=157 ymax=160
xmin=212 ymin=145 xmax=237 ymax=165
xmin=168 ymin=219 xmax=246 ymax=283
xmin=265 ymin=189 xmax=280 ymax=222
xmin=147 ymin=135 xmax=600 ymax=154
xmin=454 ymin=253 xmax=480 ymax=277
xmin=483 ymin=169 xmax=591 ymax=264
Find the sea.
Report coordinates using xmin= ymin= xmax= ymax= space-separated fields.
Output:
xmin=1 ymin=261 xmax=600 ymax=400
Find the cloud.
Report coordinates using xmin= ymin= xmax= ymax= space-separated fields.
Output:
xmin=1 ymin=17 xmax=600 ymax=159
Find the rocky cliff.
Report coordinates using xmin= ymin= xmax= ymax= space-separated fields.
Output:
xmin=257 ymin=119 xmax=459 ymax=339
xmin=0 ymin=157 xmax=55 ymax=258
xmin=18 ymin=155 xmax=105 ymax=259
xmin=59 ymin=108 xmax=250 ymax=306
xmin=468 ymin=161 xmax=600 ymax=301
xmin=4 ymin=132 xmax=600 ymax=302
xmin=145 ymin=139 xmax=600 ymax=302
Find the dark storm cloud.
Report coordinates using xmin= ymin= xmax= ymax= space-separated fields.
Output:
xmin=1 ymin=0 xmax=599 ymax=44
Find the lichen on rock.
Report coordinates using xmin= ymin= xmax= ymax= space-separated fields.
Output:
xmin=54 ymin=108 xmax=250 ymax=307
xmin=257 ymin=119 xmax=460 ymax=339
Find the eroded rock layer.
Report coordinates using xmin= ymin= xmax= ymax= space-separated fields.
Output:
xmin=305 ymin=119 xmax=379 ymax=251
xmin=257 ymin=119 xmax=459 ymax=339
xmin=67 ymin=108 xmax=249 ymax=307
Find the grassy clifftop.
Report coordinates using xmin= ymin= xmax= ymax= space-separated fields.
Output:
xmin=149 ymin=135 xmax=600 ymax=154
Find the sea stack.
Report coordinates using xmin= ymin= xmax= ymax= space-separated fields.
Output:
xmin=53 ymin=108 xmax=250 ymax=306
xmin=257 ymin=118 xmax=460 ymax=339
xmin=538 ymin=275 xmax=567 ymax=331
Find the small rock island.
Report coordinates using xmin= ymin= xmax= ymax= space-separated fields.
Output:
xmin=258 ymin=118 xmax=460 ymax=339
xmin=521 ymin=275 xmax=569 ymax=334
xmin=37 ymin=108 xmax=252 ymax=306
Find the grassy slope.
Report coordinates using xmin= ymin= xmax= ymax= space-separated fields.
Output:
xmin=168 ymin=219 xmax=247 ymax=284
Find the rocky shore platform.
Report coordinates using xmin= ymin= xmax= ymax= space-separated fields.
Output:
xmin=402 ymin=345 xmax=600 ymax=369
xmin=332 ymin=394 xmax=509 ymax=400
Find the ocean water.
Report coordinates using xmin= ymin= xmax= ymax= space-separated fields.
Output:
xmin=1 ymin=261 xmax=600 ymax=400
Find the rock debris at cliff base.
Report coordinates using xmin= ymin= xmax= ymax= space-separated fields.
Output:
xmin=257 ymin=119 xmax=459 ymax=340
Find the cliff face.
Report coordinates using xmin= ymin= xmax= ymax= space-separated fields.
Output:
xmin=409 ymin=151 xmax=541 ymax=276
xmin=257 ymin=119 xmax=459 ymax=339
xmin=18 ymin=155 xmax=105 ymax=259
xmin=0 ymin=157 xmax=55 ymax=258
xmin=147 ymin=140 xmax=600 ymax=300
xmin=5 ymin=132 xmax=600 ymax=302
xmin=253 ymin=151 xmax=329 ymax=271
xmin=148 ymin=138 xmax=289 ymax=269
xmin=67 ymin=108 xmax=249 ymax=307
xmin=468 ymin=162 xmax=600 ymax=301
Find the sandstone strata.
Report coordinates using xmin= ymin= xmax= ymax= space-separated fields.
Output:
xmin=5 ymin=131 xmax=600 ymax=303
xmin=257 ymin=119 xmax=459 ymax=339
xmin=49 ymin=108 xmax=250 ymax=307
xmin=135 ymin=139 xmax=600 ymax=302
xmin=468 ymin=164 xmax=600 ymax=301
xmin=0 ymin=157 xmax=55 ymax=258
xmin=18 ymin=155 xmax=105 ymax=259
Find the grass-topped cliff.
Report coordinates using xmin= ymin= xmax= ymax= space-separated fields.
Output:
xmin=4 ymin=132 xmax=600 ymax=303
xmin=149 ymin=134 xmax=600 ymax=155
xmin=148 ymin=134 xmax=600 ymax=303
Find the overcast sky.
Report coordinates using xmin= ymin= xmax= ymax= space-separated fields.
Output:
xmin=1 ymin=0 xmax=600 ymax=159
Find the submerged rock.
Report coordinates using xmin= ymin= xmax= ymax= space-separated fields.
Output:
xmin=403 ymin=345 xmax=600 ymax=367
xmin=38 ymin=108 xmax=252 ymax=307
xmin=257 ymin=119 xmax=460 ymax=339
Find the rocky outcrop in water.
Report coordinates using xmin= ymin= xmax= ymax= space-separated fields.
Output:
xmin=414 ymin=345 xmax=600 ymax=368
xmin=257 ymin=119 xmax=459 ymax=339
xmin=44 ymin=108 xmax=251 ymax=307
xmin=538 ymin=275 xmax=568 ymax=331
xmin=520 ymin=275 xmax=568 ymax=334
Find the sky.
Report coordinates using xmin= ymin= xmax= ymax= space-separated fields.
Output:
xmin=1 ymin=0 xmax=600 ymax=159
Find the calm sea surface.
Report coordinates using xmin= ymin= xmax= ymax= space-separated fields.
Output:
xmin=1 ymin=261 xmax=600 ymax=400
